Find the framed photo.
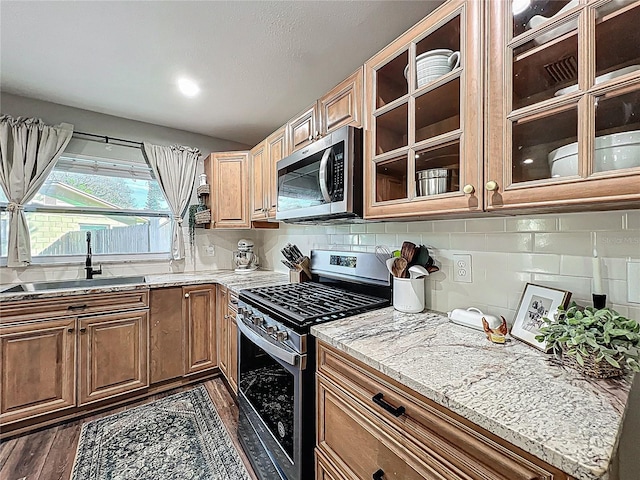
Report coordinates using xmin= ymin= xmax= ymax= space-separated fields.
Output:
xmin=511 ymin=283 xmax=572 ymax=350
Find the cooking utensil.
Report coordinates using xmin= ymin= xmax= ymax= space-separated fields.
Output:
xmin=408 ymin=265 xmax=429 ymax=279
xmin=413 ymin=245 xmax=430 ymax=267
xmin=385 ymin=257 xmax=396 ymax=276
xmin=391 ymin=257 xmax=408 ymax=278
xmin=375 ymin=245 xmax=392 ymax=265
xmin=400 ymin=241 xmax=417 ymax=264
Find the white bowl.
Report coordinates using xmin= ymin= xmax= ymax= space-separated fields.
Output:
xmin=404 ymin=49 xmax=460 ymax=87
xmin=527 ymin=0 xmax=578 ymax=45
xmin=554 ymin=65 xmax=640 ymax=96
xmin=548 ymin=130 xmax=640 ymax=177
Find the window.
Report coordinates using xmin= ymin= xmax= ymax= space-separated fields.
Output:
xmin=0 ymin=139 xmax=172 ymax=261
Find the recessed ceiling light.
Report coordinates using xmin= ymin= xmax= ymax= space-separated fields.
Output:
xmin=177 ymin=77 xmax=200 ymax=97
xmin=512 ymin=0 xmax=531 ymax=15
xmin=523 ymin=158 xmax=534 ymax=164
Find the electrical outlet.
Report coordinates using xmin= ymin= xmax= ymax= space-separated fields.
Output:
xmin=453 ymin=254 xmax=472 ymax=283
xmin=628 ymin=262 xmax=640 ymax=304
xmin=204 ymin=245 xmax=215 ymax=256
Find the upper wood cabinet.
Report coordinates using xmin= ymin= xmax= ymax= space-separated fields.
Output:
xmin=183 ymin=284 xmax=217 ymax=375
xmin=205 ymin=151 xmax=251 ymax=228
xmin=250 ymin=141 xmax=268 ymax=220
xmin=78 ymin=310 xmax=148 ymax=406
xmin=485 ymin=0 xmax=640 ymax=210
xmin=286 ymin=68 xmax=364 ymax=156
xmin=0 ymin=318 xmax=76 ymax=425
xmin=363 ymin=0 xmax=484 ymax=219
xmin=318 ymin=67 xmax=363 ymax=135
xmin=287 ymin=103 xmax=318 ymax=154
xmin=266 ymin=126 xmax=287 ymax=218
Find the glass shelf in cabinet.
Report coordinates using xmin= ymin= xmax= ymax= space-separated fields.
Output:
xmin=375 ymin=103 xmax=408 ymax=155
xmin=413 ymin=14 xmax=461 ymax=92
xmin=594 ymin=86 xmax=640 ymax=174
xmin=595 ymin=1 xmax=640 ymax=83
xmin=375 ymin=155 xmax=408 ymax=203
xmin=511 ymin=104 xmax=578 ymax=183
xmin=376 ymin=50 xmax=409 ymax=109
xmin=512 ymin=17 xmax=579 ymax=109
xmin=415 ymin=77 xmax=461 ymax=144
xmin=414 ymin=141 xmax=461 ymax=197
xmin=512 ymin=0 xmax=579 ymax=39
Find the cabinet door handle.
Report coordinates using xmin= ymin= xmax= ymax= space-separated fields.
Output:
xmin=67 ymin=328 xmax=74 ymax=333
xmin=463 ymin=184 xmax=475 ymax=194
xmin=485 ymin=180 xmax=498 ymax=191
xmin=79 ymin=327 xmax=87 ymax=333
xmin=372 ymin=393 xmax=405 ymax=417
xmin=68 ymin=304 xmax=87 ymax=310
xmin=184 ymin=293 xmax=190 ymax=298
xmin=372 ymin=469 xmax=385 ymax=480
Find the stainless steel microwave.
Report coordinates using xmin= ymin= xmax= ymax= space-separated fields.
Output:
xmin=275 ymin=126 xmax=362 ymax=223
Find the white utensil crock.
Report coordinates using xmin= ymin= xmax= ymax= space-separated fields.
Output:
xmin=393 ymin=277 xmax=425 ymax=313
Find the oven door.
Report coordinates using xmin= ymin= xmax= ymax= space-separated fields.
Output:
xmin=237 ymin=321 xmax=304 ymax=480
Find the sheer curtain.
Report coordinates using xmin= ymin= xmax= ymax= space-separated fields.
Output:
xmin=0 ymin=115 xmax=74 ymax=267
xmin=142 ymin=142 xmax=200 ymax=261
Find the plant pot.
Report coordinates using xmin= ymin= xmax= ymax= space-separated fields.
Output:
xmin=561 ymin=346 xmax=624 ymax=379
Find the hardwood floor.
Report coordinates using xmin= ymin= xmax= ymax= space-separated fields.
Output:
xmin=0 ymin=378 xmax=258 ymax=480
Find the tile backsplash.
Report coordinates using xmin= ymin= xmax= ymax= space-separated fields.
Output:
xmin=257 ymin=210 xmax=640 ymax=322
xmin=2 ymin=209 xmax=638 ymax=323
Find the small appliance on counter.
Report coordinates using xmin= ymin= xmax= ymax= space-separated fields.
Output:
xmin=233 ymin=239 xmax=258 ymax=273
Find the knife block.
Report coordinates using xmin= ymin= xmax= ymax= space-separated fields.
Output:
xmin=289 ymin=269 xmax=310 ymax=283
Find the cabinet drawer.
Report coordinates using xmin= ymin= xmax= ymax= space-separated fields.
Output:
xmin=318 ymin=378 xmax=453 ymax=480
xmin=1 ymin=290 xmax=149 ymax=323
xmin=317 ymin=342 xmax=567 ymax=480
xmin=316 ymin=448 xmax=356 ymax=480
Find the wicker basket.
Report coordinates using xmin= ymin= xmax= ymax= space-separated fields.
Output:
xmin=194 ymin=209 xmax=211 ymax=225
xmin=561 ymin=346 xmax=624 ymax=379
xmin=196 ymin=184 xmax=210 ymax=196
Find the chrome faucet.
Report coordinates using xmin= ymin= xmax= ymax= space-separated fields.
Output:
xmin=85 ymin=231 xmax=102 ymax=280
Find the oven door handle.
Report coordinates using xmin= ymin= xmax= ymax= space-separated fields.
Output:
xmin=319 ymin=147 xmax=333 ymax=203
xmin=237 ymin=319 xmax=301 ymax=368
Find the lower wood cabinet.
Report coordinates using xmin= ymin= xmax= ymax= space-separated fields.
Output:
xmin=216 ymin=284 xmax=238 ymax=394
xmin=0 ymin=317 xmax=76 ymax=424
xmin=316 ymin=341 xmax=574 ymax=480
xmin=183 ymin=285 xmax=217 ymax=375
xmin=78 ymin=311 xmax=148 ymax=406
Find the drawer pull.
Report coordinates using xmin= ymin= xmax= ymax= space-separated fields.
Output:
xmin=372 ymin=469 xmax=385 ymax=480
xmin=372 ymin=393 xmax=405 ymax=417
xmin=68 ymin=304 xmax=87 ymax=310
xmin=80 ymin=327 xmax=87 ymax=333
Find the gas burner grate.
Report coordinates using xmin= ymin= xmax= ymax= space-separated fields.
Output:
xmin=241 ymin=282 xmax=388 ymax=327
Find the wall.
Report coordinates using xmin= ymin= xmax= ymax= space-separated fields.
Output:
xmin=0 ymin=93 xmax=254 ymax=283
xmin=258 ymin=209 xmax=640 ymax=321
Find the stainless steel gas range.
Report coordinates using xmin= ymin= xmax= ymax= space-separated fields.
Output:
xmin=236 ymin=250 xmax=391 ymax=480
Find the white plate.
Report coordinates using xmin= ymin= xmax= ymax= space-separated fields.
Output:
xmin=554 ymin=65 xmax=640 ymax=96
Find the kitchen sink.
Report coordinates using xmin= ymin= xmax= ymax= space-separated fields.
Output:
xmin=0 ymin=276 xmax=146 ymax=293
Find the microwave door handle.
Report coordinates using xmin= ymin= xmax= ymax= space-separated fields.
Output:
xmin=319 ymin=147 xmax=333 ymax=203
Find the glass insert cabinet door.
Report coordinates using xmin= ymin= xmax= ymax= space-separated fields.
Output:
xmin=486 ymin=0 xmax=640 ymax=210
xmin=364 ymin=0 xmax=483 ymax=219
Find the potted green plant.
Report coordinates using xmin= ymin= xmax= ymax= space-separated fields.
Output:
xmin=536 ymin=302 xmax=640 ymax=378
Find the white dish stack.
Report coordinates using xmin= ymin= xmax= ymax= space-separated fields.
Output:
xmin=404 ymin=49 xmax=461 ymax=88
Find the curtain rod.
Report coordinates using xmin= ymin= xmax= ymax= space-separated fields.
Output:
xmin=73 ymin=131 xmax=144 ymax=148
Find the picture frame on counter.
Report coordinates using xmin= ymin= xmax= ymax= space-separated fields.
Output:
xmin=511 ymin=283 xmax=572 ymax=351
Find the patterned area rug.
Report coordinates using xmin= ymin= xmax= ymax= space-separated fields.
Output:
xmin=71 ymin=386 xmax=251 ymax=480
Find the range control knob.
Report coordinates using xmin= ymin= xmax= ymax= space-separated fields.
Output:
xmin=252 ymin=315 xmax=264 ymax=327
xmin=266 ymin=325 xmax=277 ymax=334
xmin=276 ymin=330 xmax=289 ymax=342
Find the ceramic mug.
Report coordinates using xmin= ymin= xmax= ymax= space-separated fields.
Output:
xmin=392 ymin=277 xmax=425 ymax=313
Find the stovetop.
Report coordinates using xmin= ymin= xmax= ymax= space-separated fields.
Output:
xmin=239 ymin=282 xmax=389 ymax=330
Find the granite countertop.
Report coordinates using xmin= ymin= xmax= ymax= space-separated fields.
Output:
xmin=0 ymin=270 xmax=289 ymax=302
xmin=311 ymin=307 xmax=634 ymax=480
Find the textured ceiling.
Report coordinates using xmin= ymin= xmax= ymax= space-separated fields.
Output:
xmin=0 ymin=1 xmax=442 ymax=146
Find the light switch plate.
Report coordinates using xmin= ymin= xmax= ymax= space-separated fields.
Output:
xmin=453 ymin=254 xmax=472 ymax=283
xmin=628 ymin=262 xmax=640 ymax=304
